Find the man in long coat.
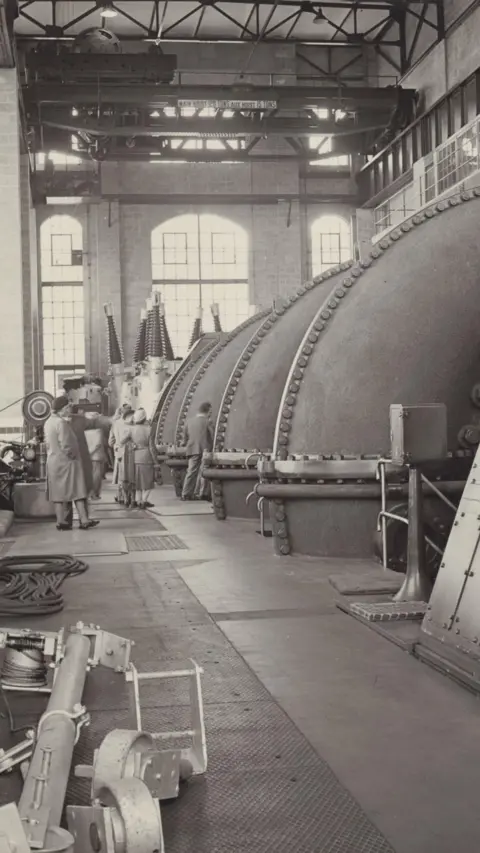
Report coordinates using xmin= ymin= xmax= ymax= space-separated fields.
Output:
xmin=44 ymin=396 xmax=100 ymax=530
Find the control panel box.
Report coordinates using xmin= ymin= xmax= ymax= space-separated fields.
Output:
xmin=389 ymin=404 xmax=447 ymax=465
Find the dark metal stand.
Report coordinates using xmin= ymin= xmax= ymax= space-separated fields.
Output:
xmin=394 ymin=465 xmax=433 ymax=603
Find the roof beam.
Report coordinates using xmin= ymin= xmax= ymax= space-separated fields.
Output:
xmin=39 ymin=115 xmax=386 ymax=137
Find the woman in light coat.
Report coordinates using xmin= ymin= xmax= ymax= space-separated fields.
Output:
xmin=44 ymin=396 xmax=100 ymax=530
xmin=109 ymin=405 xmax=132 ymax=504
xmin=121 ymin=408 xmax=155 ymax=509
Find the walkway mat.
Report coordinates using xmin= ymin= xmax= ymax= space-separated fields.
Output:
xmin=329 ymin=569 xmax=403 ymax=596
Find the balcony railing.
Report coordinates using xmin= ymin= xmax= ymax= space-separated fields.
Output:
xmin=374 ymin=115 xmax=480 ymax=239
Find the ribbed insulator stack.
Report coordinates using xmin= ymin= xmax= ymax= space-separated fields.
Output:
xmin=133 ymin=310 xmax=147 ymax=363
xmin=149 ymin=292 xmax=163 ymax=358
xmin=159 ymin=304 xmax=175 ymax=361
xmin=145 ymin=297 xmax=154 ymax=358
xmin=103 ymin=303 xmax=123 ymax=366
xmin=188 ymin=307 xmax=203 ymax=350
xmin=211 ymin=303 xmax=222 ymax=332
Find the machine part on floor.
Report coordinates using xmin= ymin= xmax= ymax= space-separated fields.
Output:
xmin=0 ymin=803 xmax=31 ymax=853
xmin=0 ymin=730 xmax=35 ymax=775
xmin=126 ymin=658 xmax=207 ymax=775
xmin=66 ymin=777 xmax=164 ymax=853
xmin=75 ymin=729 xmax=182 ymax=802
xmin=0 ymin=556 xmax=88 ymax=617
xmin=0 ymin=628 xmax=64 ymax=693
xmin=70 ymin=623 xmax=133 ymax=672
xmin=14 ymin=632 xmax=91 ymax=849
xmin=393 ymin=466 xmax=433 ymax=604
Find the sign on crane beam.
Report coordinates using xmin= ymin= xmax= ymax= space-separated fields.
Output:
xmin=178 ymin=99 xmax=277 ymax=110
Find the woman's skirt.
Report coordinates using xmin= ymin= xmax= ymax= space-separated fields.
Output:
xmin=135 ymin=463 xmax=155 ymax=491
xmin=123 ymin=444 xmax=135 ymax=488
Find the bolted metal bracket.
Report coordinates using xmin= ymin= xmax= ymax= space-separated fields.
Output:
xmin=142 ymin=749 xmax=181 ymax=800
xmin=126 ymin=659 xmax=207 ymax=776
xmin=67 ymin=778 xmax=164 ymax=853
xmin=70 ymin=623 xmax=133 ymax=672
xmin=66 ymin=804 xmax=116 ymax=853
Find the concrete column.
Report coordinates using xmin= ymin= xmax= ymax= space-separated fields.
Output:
xmin=354 ymin=208 xmax=376 ymax=261
xmin=20 ymin=154 xmax=40 ymax=392
xmin=86 ymin=201 xmax=122 ymax=376
xmin=0 ymin=69 xmax=25 ymax=435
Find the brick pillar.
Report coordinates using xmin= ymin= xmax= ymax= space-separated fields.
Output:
xmin=0 ymin=69 xmax=25 ymax=434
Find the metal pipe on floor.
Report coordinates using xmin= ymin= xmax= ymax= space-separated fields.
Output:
xmin=18 ymin=632 xmax=91 ymax=847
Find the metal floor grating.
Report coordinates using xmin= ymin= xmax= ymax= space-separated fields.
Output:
xmin=0 ymin=559 xmax=395 ymax=853
xmin=350 ymin=600 xmax=427 ymax=622
xmin=126 ymin=534 xmax=188 ymax=551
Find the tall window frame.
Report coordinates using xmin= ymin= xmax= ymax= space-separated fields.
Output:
xmin=311 ymin=215 xmax=352 ymax=276
xmin=40 ymin=215 xmax=86 ymax=396
xmin=151 ymin=213 xmax=251 ymax=357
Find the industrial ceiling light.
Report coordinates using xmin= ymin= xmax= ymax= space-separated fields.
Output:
xmin=99 ymin=1 xmax=117 ymax=18
xmin=313 ymin=7 xmax=325 ymax=23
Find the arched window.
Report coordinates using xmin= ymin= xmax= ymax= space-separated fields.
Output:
xmin=40 ymin=215 xmax=85 ymax=396
xmin=311 ymin=215 xmax=351 ymax=276
xmin=151 ymin=213 xmax=251 ymax=357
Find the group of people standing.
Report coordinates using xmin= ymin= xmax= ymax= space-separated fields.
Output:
xmin=44 ymin=397 xmax=156 ymax=529
xmin=109 ymin=404 xmax=155 ymax=509
xmin=44 ymin=393 xmax=214 ymax=530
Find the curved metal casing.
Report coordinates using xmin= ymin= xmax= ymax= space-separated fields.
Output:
xmin=271 ymin=190 xmax=480 ymax=556
xmin=208 ymin=262 xmax=354 ymax=519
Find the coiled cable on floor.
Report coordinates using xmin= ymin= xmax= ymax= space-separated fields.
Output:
xmin=0 ymin=555 xmax=88 ymax=616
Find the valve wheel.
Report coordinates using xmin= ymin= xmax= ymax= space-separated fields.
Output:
xmin=98 ymin=777 xmax=163 ymax=853
xmin=93 ymin=729 xmax=154 ymax=798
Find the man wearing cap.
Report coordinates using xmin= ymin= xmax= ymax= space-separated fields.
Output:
xmin=44 ymin=396 xmax=100 ymax=530
xmin=181 ymin=401 xmax=213 ymax=502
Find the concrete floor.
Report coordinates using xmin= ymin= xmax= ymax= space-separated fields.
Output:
xmin=1 ymin=483 xmax=480 ymax=851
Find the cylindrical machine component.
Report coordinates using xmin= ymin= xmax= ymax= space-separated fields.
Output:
xmin=38 ymin=441 xmax=47 ymax=479
xmin=256 ymin=481 xmax=465 ymax=499
xmin=18 ymin=633 xmax=91 ymax=842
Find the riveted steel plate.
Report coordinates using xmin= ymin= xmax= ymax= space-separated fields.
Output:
xmin=350 ymin=601 xmax=427 ymax=621
xmin=126 ymin=534 xmax=187 ymax=551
